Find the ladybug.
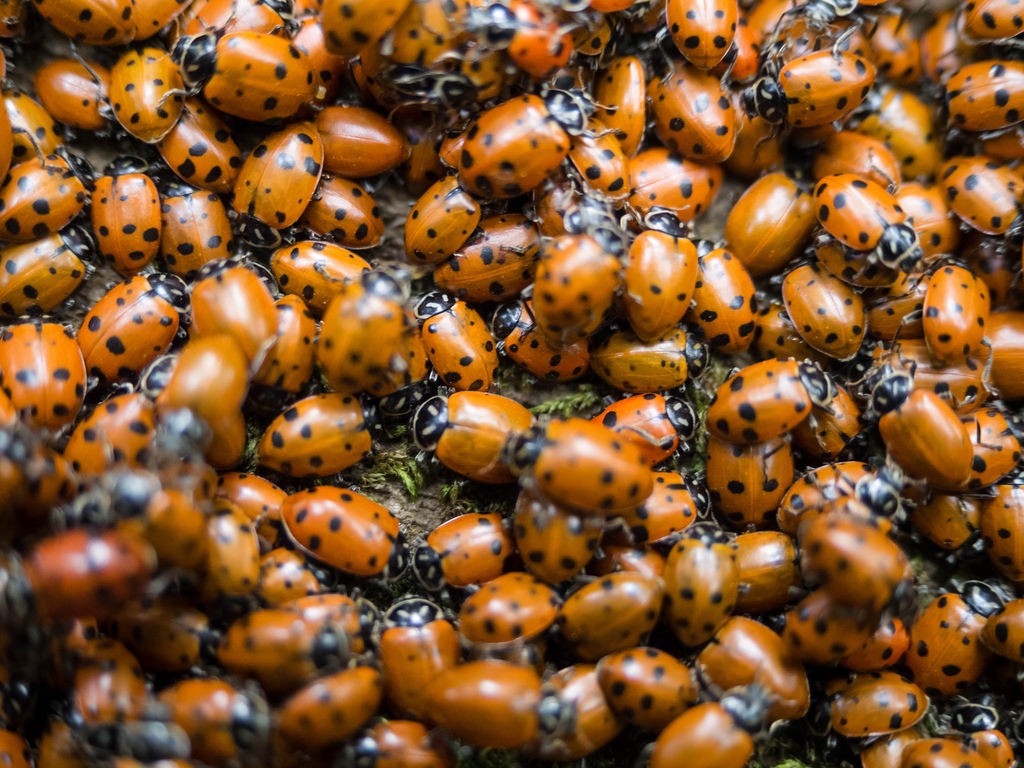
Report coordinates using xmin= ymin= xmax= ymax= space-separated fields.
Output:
xmin=300 ymin=174 xmax=385 ymax=249
xmin=91 ymin=157 xmax=162 ymax=276
xmin=159 ymin=185 xmax=235 ymax=280
xmin=799 ymin=510 xmax=910 ymax=613
xmin=317 ymin=271 xmax=421 ymax=396
xmin=967 ymin=729 xmax=1015 ymax=768
xmin=258 ymin=548 xmax=322 ymax=605
xmin=649 ymin=62 xmax=736 ymax=163
xmin=743 ymin=50 xmax=876 ymax=129
xmin=412 ymin=511 xmax=516 ymax=591
xmin=33 ymin=57 xmax=111 ymax=134
xmin=778 ymin=461 xmax=891 ymax=535
xmin=62 ymin=392 xmax=156 ymax=476
xmin=217 ymin=605 xmax=360 ymax=696
xmin=686 ymin=246 xmax=756 ymax=354
xmin=77 ymin=274 xmax=187 ymax=383
xmin=216 ymin=471 xmax=285 ymax=532
xmin=315 ymin=105 xmax=409 ymax=179
xmin=899 ymin=737 xmax=995 ymax=768
xmin=909 ymin=491 xmax=980 ymax=552
xmin=753 ymin=299 xmax=829 ymax=364
xmin=503 ymin=417 xmax=655 ymax=516
xmin=665 ymin=0 xmax=738 ymax=70
xmin=0 ymin=732 xmax=28 ymax=768
xmin=282 ymin=593 xmax=379 ymax=656
xmin=622 ymin=230 xmax=698 ymax=342
xmin=662 ymin=524 xmax=739 ymax=647
xmin=404 ymin=176 xmax=480 ymax=265
xmin=459 ymin=571 xmax=560 ymax=646
xmin=378 ymin=597 xmax=460 ymax=718
xmin=980 ymin=483 xmax=1024 ymax=581
xmin=812 ymin=130 xmax=902 ymax=190
xmin=594 ymin=55 xmax=646 ymax=156
xmin=813 ymin=173 xmax=923 ymax=273
xmin=257 ymin=393 xmax=372 ymax=478
xmin=345 ymin=720 xmax=454 ymax=768
xmin=596 ymin=646 xmax=697 ymax=731
xmin=107 ymin=596 xmax=212 ymax=673
xmin=5 ymin=89 xmax=61 ymax=166
xmin=415 ymin=292 xmax=499 ymax=392
xmin=190 ymin=259 xmax=278 ymax=365
xmin=0 ymin=151 xmax=91 ymax=242
xmin=875 ymin=383 xmax=974 ymax=489
xmin=706 ymin=358 xmax=835 ymax=445
xmin=922 ymin=264 xmax=990 ymax=366
xmin=531 ymin=233 xmax=622 ymax=343
xmin=232 ymin=120 xmax=324 ymax=241
xmin=270 ymin=240 xmax=370 ymax=315
xmin=696 ymin=616 xmax=810 ymax=721
xmin=781 ymin=261 xmax=866 ymax=360
xmin=627 ymin=146 xmax=723 ymax=221
xmin=432 ymin=213 xmax=540 ymax=304
xmin=594 ymin=394 xmax=696 ymax=467
xmin=320 ymin=0 xmax=413 ymax=57
xmin=567 ymin=117 xmax=629 ymax=201
xmin=173 ymin=31 xmax=322 ymax=122
xmin=412 ymin=391 xmax=533 ymax=484
xmin=940 ymin=155 xmax=1023 ymax=236
xmin=706 ymin=434 xmax=794 ymax=530
xmin=905 ymin=589 xmax=996 ymax=697
xmin=277 ymin=666 xmax=383 ymax=750
xmin=253 ymin=294 xmax=318 ymax=394
xmin=531 ymin=663 xmax=623 ymax=762
xmin=829 ymin=671 xmax=928 ymax=737
xmin=154 ymin=334 xmax=250 ymax=468
xmin=159 ymin=678 xmax=269 ymax=765
xmin=491 ymin=297 xmax=590 ymax=382
xmin=423 ymin=660 xmax=559 ymax=749
xmin=961 ymin=408 xmax=1021 ymax=491
xmin=158 ymin=98 xmax=242 ymax=194
xmin=558 ymin=572 xmax=664 ymax=661
xmin=0 ymin=226 xmax=90 ymax=317
xmin=108 ymin=46 xmax=184 ymax=143
xmin=281 ymin=486 xmax=406 ymax=579
xmin=512 ymin=487 xmax=602 ymax=585
xmin=32 ymin=0 xmax=136 ymax=45
xmin=178 ymin=0 xmax=292 ymax=37
xmin=0 ymin=320 xmax=86 ymax=432
xmin=782 ymin=588 xmax=876 ymax=665
xmin=0 ymin=527 xmax=155 ymax=625
xmin=71 ymin=638 xmax=147 ymax=724
xmin=202 ymin=498 xmax=260 ymax=600
xmin=457 ymin=93 xmax=582 ymax=199
xmin=980 ymin=597 xmax=1024 ymax=663
xmin=723 ymin=171 xmax=816 ymax=279
xmin=590 ymin=326 xmax=707 ymax=394
xmin=962 ymin=0 xmax=1024 ymax=42
xmin=650 ymin=686 xmax=769 ymax=768
xmin=945 ymin=60 xmax=1024 ymax=133
xmin=790 ymin=383 xmax=863 ymax=461
xmin=841 ymin=616 xmax=910 ymax=672
xmin=733 ymin=530 xmax=799 ymax=614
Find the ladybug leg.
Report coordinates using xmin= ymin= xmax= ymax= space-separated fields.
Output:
xmin=829 ymin=19 xmax=861 ymax=59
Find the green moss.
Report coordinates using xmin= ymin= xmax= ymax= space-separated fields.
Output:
xmin=529 ymin=384 xmax=601 ymax=419
xmin=361 ymin=445 xmax=426 ymax=498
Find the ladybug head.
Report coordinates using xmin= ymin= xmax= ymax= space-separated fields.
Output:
xmin=411 ymin=395 xmax=449 ymax=452
xmin=868 ymin=369 xmax=913 ymax=416
xmin=684 ymin=520 xmax=731 ymax=546
xmin=151 ymin=407 xmax=213 ymax=459
xmin=685 ymin=330 xmax=710 ymax=380
xmin=797 ymin=361 xmax=837 ymax=408
xmin=541 ymin=85 xmax=594 ymax=136
xmin=720 ymin=683 xmax=773 ymax=734
xmin=383 ymin=534 xmax=409 ymax=582
xmin=172 ymin=33 xmax=218 ymax=90
xmin=743 ymin=77 xmax=786 ymax=124
xmin=0 ymin=551 xmax=33 ymax=628
xmin=875 ymin=223 xmax=923 ymax=274
xmin=138 ymin=353 xmax=179 ymax=400
xmin=62 ymin=221 xmax=96 ymax=259
xmin=465 ymin=2 xmax=518 ymax=48
xmin=414 ymin=290 xmax=456 ymax=322
xmin=147 ymin=274 xmax=190 ymax=314
xmin=854 ymin=467 xmax=903 ymax=518
xmin=643 ymin=208 xmax=688 ymax=237
xmin=108 ymin=470 xmax=161 ymax=520
xmin=537 ymin=684 xmax=573 ymax=740
xmin=384 ymin=596 xmax=445 ymax=630
xmin=378 ymin=379 xmax=435 ymax=423
xmin=225 ymin=685 xmax=270 ymax=756
xmin=501 ymin=423 xmax=547 ymax=477
xmin=60 ymin=148 xmax=95 ymax=189
xmin=490 ymin=300 xmax=525 ymax=340
xmin=960 ymin=579 xmax=1007 ymax=618
xmin=950 ymin=700 xmax=1000 ymax=734
xmin=236 ymin=215 xmax=283 ymax=249
xmin=104 ymin=155 xmax=149 ymax=177
xmin=664 ymin=396 xmax=696 ymax=441
xmin=361 ymin=269 xmax=408 ymax=303
xmin=411 ymin=541 xmax=445 ymax=591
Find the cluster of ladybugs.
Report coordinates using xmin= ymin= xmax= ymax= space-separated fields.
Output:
xmin=0 ymin=0 xmax=1023 ymax=766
